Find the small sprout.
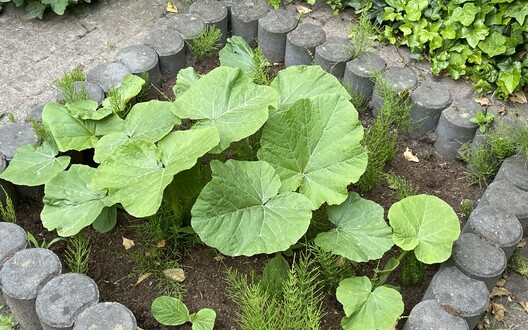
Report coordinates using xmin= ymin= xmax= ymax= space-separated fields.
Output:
xmin=470 ymin=110 xmax=494 ymax=133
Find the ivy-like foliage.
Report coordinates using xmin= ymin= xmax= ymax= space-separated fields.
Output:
xmin=350 ymin=0 xmax=528 ymax=99
xmin=0 ymin=0 xmax=92 ymax=19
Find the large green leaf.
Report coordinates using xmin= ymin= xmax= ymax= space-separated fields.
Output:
xmin=190 ymin=309 xmax=216 ymax=330
xmin=41 ymin=0 xmax=68 ymax=15
xmin=257 ymin=95 xmax=367 ymax=209
xmin=497 ymin=68 xmax=521 ymax=95
xmin=101 ymin=74 xmax=145 ymax=110
xmin=504 ymin=1 xmax=528 ymax=25
xmin=478 ymin=32 xmax=507 ymax=57
xmin=315 ymin=193 xmax=393 ymax=262
xmin=270 ymin=65 xmax=350 ymax=111
xmin=66 ymin=99 xmax=113 ymax=121
xmin=42 ymin=103 xmax=98 ymax=151
xmin=389 ymin=194 xmax=460 ymax=264
xmin=94 ymin=100 xmax=180 ymax=163
xmin=151 ymin=296 xmax=190 ymax=326
xmin=337 ymin=276 xmax=403 ymax=330
xmin=172 ymin=67 xmax=277 ymax=153
xmin=41 ymin=165 xmax=115 ymax=237
xmin=0 ymin=140 xmax=70 ymax=186
xmin=91 ymin=127 xmax=219 ymax=217
xmin=191 ymin=160 xmax=313 ymax=256
xmin=451 ymin=3 xmax=479 ymax=26
xmin=219 ymin=36 xmax=255 ymax=77
xmin=173 ymin=67 xmax=201 ymax=97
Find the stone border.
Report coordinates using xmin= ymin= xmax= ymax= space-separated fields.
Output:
xmin=0 ymin=1 xmax=526 ymax=329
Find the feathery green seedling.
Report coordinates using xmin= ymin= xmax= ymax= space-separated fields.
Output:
xmin=0 ymin=188 xmax=16 ymax=223
xmin=187 ymin=25 xmax=222 ymax=59
xmin=460 ymin=199 xmax=474 ymax=220
xmin=509 ymin=251 xmax=528 ymax=278
xmin=29 ymin=118 xmax=46 ymax=144
xmin=401 ymin=251 xmax=425 ymax=286
xmin=64 ymin=230 xmax=91 ymax=274
xmin=385 ymin=173 xmax=418 ymax=201
xmin=52 ymin=64 xmax=88 ymax=104
xmin=0 ymin=305 xmax=17 ymax=330
xmin=348 ymin=12 xmax=378 ymax=58
xmin=307 ymin=244 xmax=356 ymax=294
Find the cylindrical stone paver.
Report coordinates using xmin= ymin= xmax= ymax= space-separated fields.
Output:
xmin=402 ymin=299 xmax=469 ymax=330
xmin=0 ymin=152 xmax=18 ymax=208
xmin=0 ymin=248 xmax=62 ymax=330
xmin=86 ymin=62 xmax=132 ymax=93
xmin=284 ymin=23 xmax=325 ymax=67
xmin=451 ymin=232 xmax=507 ymax=290
xmin=0 ymin=123 xmax=38 ymax=161
xmin=495 ymin=155 xmax=528 ymax=191
xmin=434 ymin=98 xmax=480 ymax=159
xmin=57 ymin=81 xmax=104 ymax=105
xmin=314 ymin=37 xmax=354 ymax=78
xmin=166 ymin=14 xmax=206 ymax=42
xmin=258 ymin=9 xmax=298 ymax=62
xmin=231 ymin=0 xmax=270 ymax=44
xmin=478 ymin=179 xmax=528 ymax=233
xmin=408 ymin=81 xmax=452 ymax=139
xmin=462 ymin=205 xmax=522 ymax=258
xmin=36 ymin=273 xmax=99 ymax=330
xmin=423 ymin=266 xmax=488 ymax=330
xmin=189 ymin=1 xmax=228 ymax=44
xmin=115 ymin=44 xmax=162 ymax=92
xmin=343 ymin=51 xmax=386 ymax=105
xmin=73 ymin=302 xmax=137 ymax=330
xmin=0 ymin=222 xmax=26 ymax=267
xmin=372 ymin=66 xmax=418 ymax=117
xmin=143 ymin=28 xmax=185 ymax=79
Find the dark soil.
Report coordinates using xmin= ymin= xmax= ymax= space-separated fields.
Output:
xmin=12 ymin=54 xmax=486 ymax=330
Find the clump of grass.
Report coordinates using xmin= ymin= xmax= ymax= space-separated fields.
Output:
xmin=64 ymin=230 xmax=91 ymax=274
xmin=357 ymin=71 xmax=412 ymax=192
xmin=225 ymin=252 xmax=324 ymax=330
xmin=0 ymin=188 xmax=16 ymax=223
xmin=188 ymin=25 xmax=222 ymax=59
xmin=0 ymin=305 xmax=17 ymax=329
xmin=348 ymin=13 xmax=378 ymax=58
xmin=460 ymin=198 xmax=474 ymax=220
xmin=52 ymin=64 xmax=88 ymax=104
xmin=509 ymin=251 xmax=528 ymax=278
xmin=385 ymin=173 xmax=418 ymax=201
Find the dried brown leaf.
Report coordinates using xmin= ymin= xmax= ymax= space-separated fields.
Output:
xmin=213 ymin=255 xmax=225 ymax=262
xmin=490 ymin=287 xmax=511 ymax=297
xmin=164 ymin=268 xmax=186 ymax=282
xmin=510 ymin=91 xmax=527 ymax=104
xmin=122 ymin=237 xmax=135 ymax=250
xmin=135 ymin=273 xmax=152 ymax=286
xmin=495 ymin=278 xmax=506 ymax=287
xmin=518 ymin=301 xmax=528 ymax=312
xmin=475 ymin=97 xmax=490 ymax=106
xmin=296 ymin=5 xmax=312 ymax=15
xmin=517 ymin=239 xmax=527 ymax=248
xmin=404 ymin=147 xmax=419 ymax=162
xmin=156 ymin=240 xmax=166 ymax=248
xmin=167 ymin=1 xmax=178 ymax=13
xmin=491 ymin=302 xmax=506 ymax=322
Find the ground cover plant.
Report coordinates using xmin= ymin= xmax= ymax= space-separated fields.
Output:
xmin=0 ymin=0 xmax=93 ymax=19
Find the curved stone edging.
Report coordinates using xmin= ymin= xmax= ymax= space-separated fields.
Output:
xmin=0 ymin=1 xmax=525 ymax=329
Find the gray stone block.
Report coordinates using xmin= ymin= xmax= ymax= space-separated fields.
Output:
xmin=57 ymin=81 xmax=104 ymax=105
xmin=314 ymin=37 xmax=353 ymax=78
xmin=402 ymin=299 xmax=469 ymax=330
xmin=423 ymin=266 xmax=488 ymax=330
xmin=284 ymin=23 xmax=325 ymax=67
xmin=231 ymin=0 xmax=271 ymax=44
xmin=258 ymin=9 xmax=298 ymax=62
xmin=343 ymin=52 xmax=386 ymax=105
xmin=36 ymin=273 xmax=99 ymax=330
xmin=478 ymin=179 xmax=528 ymax=233
xmin=372 ymin=66 xmax=418 ymax=117
xmin=189 ymin=1 xmax=229 ymax=44
xmin=408 ymin=81 xmax=452 ymax=139
xmin=0 ymin=222 xmax=26 ymax=267
xmin=166 ymin=14 xmax=206 ymax=42
xmin=451 ymin=232 xmax=507 ymax=290
xmin=0 ymin=248 xmax=62 ymax=330
xmin=434 ymin=98 xmax=480 ymax=159
xmin=495 ymin=155 xmax=528 ymax=191
xmin=0 ymin=123 xmax=38 ymax=161
xmin=143 ymin=28 xmax=185 ymax=79
xmin=115 ymin=44 xmax=162 ymax=92
xmin=462 ymin=205 xmax=522 ymax=258
xmin=73 ymin=302 xmax=137 ymax=330
xmin=86 ymin=63 xmax=132 ymax=93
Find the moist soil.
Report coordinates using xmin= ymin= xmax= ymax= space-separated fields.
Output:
xmin=13 ymin=53 xmax=486 ymax=329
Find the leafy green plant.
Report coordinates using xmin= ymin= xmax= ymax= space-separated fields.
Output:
xmin=2 ymin=0 xmax=94 ymax=20
xmin=52 ymin=64 xmax=88 ymax=104
xmin=266 ymin=0 xmax=281 ymax=9
xmin=509 ymin=251 xmax=528 ymax=278
xmin=64 ymin=230 xmax=91 ymax=274
xmin=0 ymin=305 xmax=17 ymax=330
xmin=187 ymin=25 xmax=222 ymax=59
xmin=151 ymin=296 xmax=216 ymax=329
xmin=0 ymin=188 xmax=16 ymax=223
xmin=225 ymin=252 xmax=324 ymax=330
xmin=353 ymin=0 xmax=528 ymax=99
xmin=27 ymin=231 xmax=65 ymax=249
xmin=307 ymin=244 xmax=356 ymax=294
xmin=470 ymin=110 xmax=494 ymax=133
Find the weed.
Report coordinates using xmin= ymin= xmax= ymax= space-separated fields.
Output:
xmin=0 ymin=305 xmax=17 ymax=330
xmin=460 ymin=199 xmax=474 ymax=220
xmin=225 ymin=252 xmax=324 ymax=330
xmin=52 ymin=64 xmax=88 ymax=104
xmin=30 ymin=118 xmax=46 ymax=144
xmin=105 ymin=85 xmax=126 ymax=116
xmin=64 ymin=231 xmax=91 ymax=274
xmin=7 ymin=113 xmax=16 ymax=123
xmin=509 ymin=251 xmax=528 ymax=278
xmin=252 ymin=46 xmax=272 ymax=86
xmin=187 ymin=25 xmax=222 ymax=59
xmin=0 ymin=188 xmax=16 ymax=223
xmin=385 ymin=173 xmax=418 ymax=201
xmin=401 ymin=251 xmax=425 ymax=286
xmin=470 ymin=110 xmax=494 ymax=133
xmin=307 ymin=244 xmax=356 ymax=294
xmin=345 ymin=81 xmax=368 ymax=113
xmin=348 ymin=12 xmax=378 ymax=58
xmin=27 ymin=231 xmax=65 ymax=249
